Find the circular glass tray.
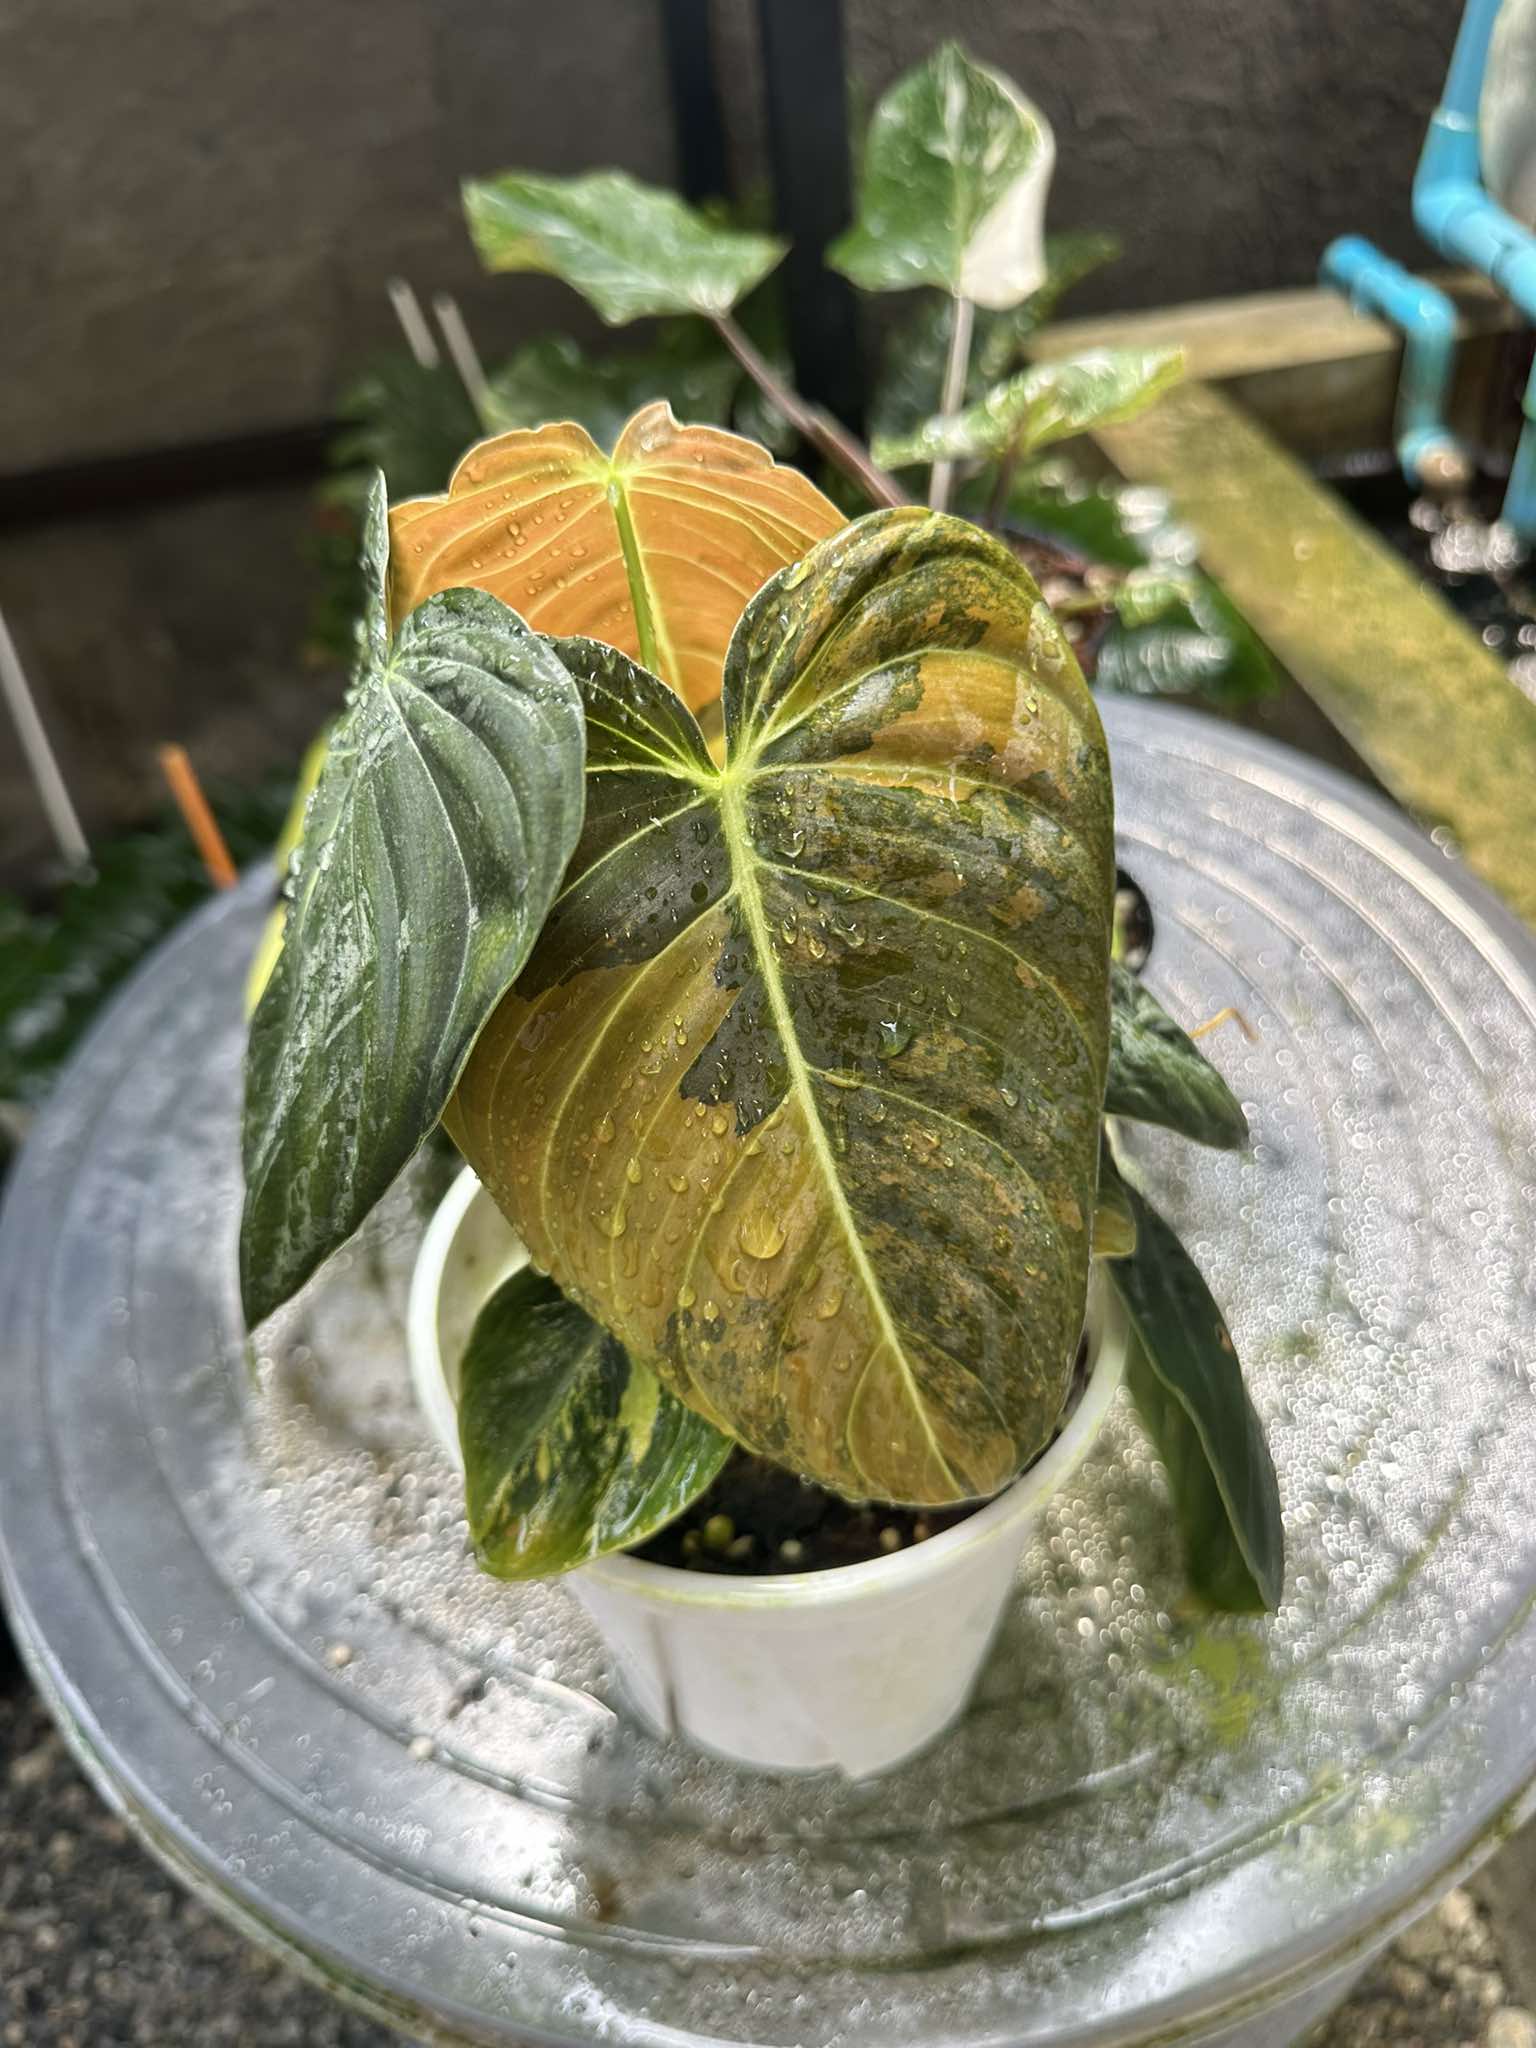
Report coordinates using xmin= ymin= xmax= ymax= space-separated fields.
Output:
xmin=5 ymin=699 xmax=1536 ymax=2047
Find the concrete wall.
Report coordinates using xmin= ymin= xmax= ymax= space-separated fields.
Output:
xmin=3 ymin=0 xmax=1462 ymax=473
xmin=0 ymin=0 xmax=1465 ymax=879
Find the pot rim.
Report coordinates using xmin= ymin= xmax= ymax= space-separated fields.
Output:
xmin=409 ymin=1165 xmax=1130 ymax=1611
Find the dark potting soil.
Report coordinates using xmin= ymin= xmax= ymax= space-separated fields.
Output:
xmin=635 ymin=1336 xmax=1091 ymax=1577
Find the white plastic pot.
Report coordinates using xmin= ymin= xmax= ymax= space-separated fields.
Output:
xmin=409 ymin=1167 xmax=1129 ymax=1778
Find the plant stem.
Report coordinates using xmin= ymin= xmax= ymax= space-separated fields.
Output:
xmin=712 ymin=314 xmax=907 ymax=510
xmin=929 ymin=294 xmax=975 ymax=513
xmin=986 ymin=440 xmax=1021 ymax=531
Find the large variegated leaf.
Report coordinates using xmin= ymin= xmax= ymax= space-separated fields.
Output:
xmin=828 ymin=43 xmax=1054 ymax=309
xmin=1106 ymin=962 xmax=1249 ymax=1149
xmin=446 ymin=507 xmax=1115 ymax=1506
xmin=874 ymin=348 xmax=1184 ymax=471
xmin=463 ymin=169 xmax=785 ymax=324
xmin=459 ymin=1268 xmax=731 ymax=1578
xmin=389 ymin=403 xmax=844 ymax=713
xmin=240 ymin=477 xmax=586 ymax=1326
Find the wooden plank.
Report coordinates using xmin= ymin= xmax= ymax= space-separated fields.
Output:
xmin=1096 ymin=379 xmax=1536 ymax=926
xmin=1037 ymin=274 xmax=1512 ymax=382
xmin=1036 ymin=276 xmax=1516 ymax=462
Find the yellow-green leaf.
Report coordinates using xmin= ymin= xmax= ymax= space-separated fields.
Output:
xmin=875 ymin=348 xmax=1185 ymax=471
xmin=1092 ymin=1138 xmax=1137 ymax=1259
xmin=388 ymin=403 xmax=845 ymax=713
xmin=463 ymin=168 xmax=785 ymax=324
xmin=446 ymin=508 xmax=1115 ymax=1506
xmin=460 ymin=1267 xmax=731 ymax=1578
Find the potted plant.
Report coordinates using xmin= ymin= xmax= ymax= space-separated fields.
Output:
xmin=241 ymin=43 xmax=1282 ymax=1779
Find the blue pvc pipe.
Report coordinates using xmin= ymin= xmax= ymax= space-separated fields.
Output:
xmin=1319 ymin=236 xmax=1463 ymax=482
xmin=1414 ymin=0 xmax=1536 ymax=535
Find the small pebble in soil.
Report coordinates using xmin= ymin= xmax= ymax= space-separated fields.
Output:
xmin=879 ymin=1526 xmax=903 ymax=1553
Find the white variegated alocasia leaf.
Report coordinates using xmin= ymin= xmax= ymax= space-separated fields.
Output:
xmin=829 ymin=42 xmax=1055 ymax=309
xmin=447 ymin=507 xmax=1115 ymax=1506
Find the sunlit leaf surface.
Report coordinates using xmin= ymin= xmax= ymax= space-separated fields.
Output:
xmin=389 ymin=403 xmax=845 ymax=712
xmin=448 ymin=508 xmax=1115 ymax=1505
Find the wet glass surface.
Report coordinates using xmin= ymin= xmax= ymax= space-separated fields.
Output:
xmin=5 ymin=699 xmax=1536 ymax=2046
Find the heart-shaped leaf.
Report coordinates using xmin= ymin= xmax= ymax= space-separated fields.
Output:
xmin=874 ymin=348 xmax=1184 ymax=471
xmin=240 ymin=476 xmax=586 ymax=1326
xmin=446 ymin=507 xmax=1115 ymax=1505
xmin=389 ymin=404 xmax=844 ymax=713
xmin=1109 ymin=1175 xmax=1283 ymax=1612
xmin=1106 ymin=962 xmax=1249 ymax=1149
xmin=829 ymin=42 xmax=1055 ymax=309
xmin=463 ymin=168 xmax=785 ymax=324
xmin=460 ymin=1267 xmax=731 ymax=1577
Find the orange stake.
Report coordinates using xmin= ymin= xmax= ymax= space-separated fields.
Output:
xmin=158 ymin=744 xmax=238 ymax=890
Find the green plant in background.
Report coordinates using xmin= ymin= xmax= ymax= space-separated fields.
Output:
xmin=245 ymin=408 xmax=1282 ymax=1610
xmin=0 ymin=777 xmax=294 ymax=1170
xmin=314 ymin=43 xmax=1277 ymax=708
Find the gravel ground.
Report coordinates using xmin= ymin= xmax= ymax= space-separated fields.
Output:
xmin=3 ymin=1620 xmax=1535 ymax=2048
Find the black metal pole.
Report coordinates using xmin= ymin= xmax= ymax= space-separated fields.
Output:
xmin=754 ymin=0 xmax=865 ymax=432
xmin=659 ymin=0 xmax=731 ymax=205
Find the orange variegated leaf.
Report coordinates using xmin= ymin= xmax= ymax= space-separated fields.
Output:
xmin=387 ymin=401 xmax=845 ymax=711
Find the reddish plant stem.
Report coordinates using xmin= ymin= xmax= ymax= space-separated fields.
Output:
xmin=712 ymin=315 xmax=907 ymax=511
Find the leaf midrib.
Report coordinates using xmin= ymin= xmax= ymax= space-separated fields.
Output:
xmin=719 ymin=773 xmax=962 ymax=1495
xmin=603 ymin=460 xmax=681 ymax=690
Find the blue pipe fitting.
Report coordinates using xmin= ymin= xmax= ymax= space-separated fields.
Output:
xmin=1319 ymin=236 xmax=1466 ymax=485
xmin=1411 ymin=0 xmax=1536 ymax=535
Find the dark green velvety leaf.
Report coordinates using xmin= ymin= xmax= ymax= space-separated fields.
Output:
xmin=1107 ymin=961 xmax=1249 ymax=1149
xmin=875 ymin=348 xmax=1184 ymax=471
xmin=240 ymin=476 xmax=586 ymax=1325
xmin=463 ymin=168 xmax=785 ymax=324
xmin=829 ymin=42 xmax=1053 ymax=307
xmin=448 ymin=507 xmax=1115 ymax=1506
xmin=484 ymin=327 xmax=740 ymax=450
xmin=460 ymin=1267 xmax=731 ymax=1578
xmin=1109 ymin=1180 xmax=1283 ymax=1612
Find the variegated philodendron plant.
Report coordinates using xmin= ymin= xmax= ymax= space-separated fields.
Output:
xmin=241 ymin=43 xmax=1282 ymax=1613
